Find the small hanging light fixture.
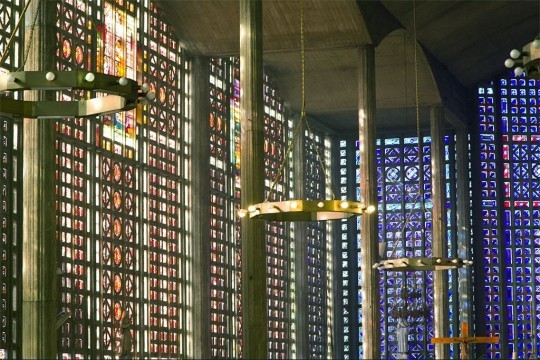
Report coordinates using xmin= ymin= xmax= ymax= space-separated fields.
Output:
xmin=0 ymin=0 xmax=154 ymax=119
xmin=239 ymin=0 xmax=374 ymax=221
xmin=503 ymin=0 xmax=540 ymax=78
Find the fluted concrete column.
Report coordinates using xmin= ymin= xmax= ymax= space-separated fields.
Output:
xmin=293 ymin=117 xmax=308 ymax=359
xmin=456 ymin=126 xmax=472 ymax=359
xmin=240 ymin=0 xmax=267 ymax=358
xmin=358 ymin=44 xmax=380 ymax=359
xmin=430 ymin=106 xmax=449 ymax=359
xmin=22 ymin=0 xmax=57 ymax=358
xmin=191 ymin=56 xmax=211 ymax=359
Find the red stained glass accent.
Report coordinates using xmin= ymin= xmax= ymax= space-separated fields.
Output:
xmin=63 ymin=39 xmax=71 ymax=58
xmin=113 ymin=191 xmax=122 ymax=210
xmin=114 ymin=247 xmax=122 ymax=265
xmin=114 ymin=274 xmax=122 ymax=293
xmin=113 ymin=218 xmax=122 ymax=237
xmin=113 ymin=163 xmax=122 ymax=182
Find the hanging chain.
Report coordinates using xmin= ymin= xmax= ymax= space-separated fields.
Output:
xmin=304 ymin=116 xmax=336 ymax=199
xmin=412 ymin=0 xmax=428 ymax=246
xmin=265 ymin=0 xmax=335 ymax=202
xmin=301 ymin=0 xmax=305 ymax=117
xmin=0 ymin=0 xmax=35 ymax=67
xmin=413 ymin=0 xmax=421 ymax=145
xmin=17 ymin=0 xmax=42 ymax=71
xmin=388 ymin=0 xmax=424 ymax=259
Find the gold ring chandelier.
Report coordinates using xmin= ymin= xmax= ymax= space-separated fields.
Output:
xmin=0 ymin=0 xmax=154 ymax=119
xmin=238 ymin=0 xmax=374 ymax=222
xmin=0 ymin=71 xmax=154 ymax=118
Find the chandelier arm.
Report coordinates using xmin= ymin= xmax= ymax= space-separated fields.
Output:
xmin=0 ymin=0 xmax=35 ymax=67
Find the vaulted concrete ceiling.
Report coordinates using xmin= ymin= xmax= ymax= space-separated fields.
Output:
xmin=158 ymin=0 xmax=539 ymax=133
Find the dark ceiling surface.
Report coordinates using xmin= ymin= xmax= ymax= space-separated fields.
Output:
xmin=157 ymin=0 xmax=539 ymax=134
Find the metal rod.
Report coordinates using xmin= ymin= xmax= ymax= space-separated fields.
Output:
xmin=0 ymin=0 xmax=34 ymax=66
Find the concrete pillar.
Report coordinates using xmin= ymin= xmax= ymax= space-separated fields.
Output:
xmin=358 ymin=44 xmax=380 ymax=360
xmin=456 ymin=126 xmax=472 ymax=359
xmin=21 ymin=0 xmax=57 ymax=358
xmin=430 ymin=106 xmax=449 ymax=359
xmin=239 ymin=0 xmax=267 ymax=357
xmin=190 ymin=56 xmax=211 ymax=359
xmin=293 ymin=117 xmax=308 ymax=359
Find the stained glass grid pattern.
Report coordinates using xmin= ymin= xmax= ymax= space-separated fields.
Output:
xmin=96 ymin=155 xmax=138 ymax=356
xmin=324 ymin=137 xmax=334 ymax=360
xmin=0 ymin=118 xmax=21 ymax=360
xmin=445 ymin=136 xmax=459 ymax=349
xmin=56 ymin=0 xmax=189 ymax=358
xmin=288 ymin=118 xmax=297 ymax=359
xmin=138 ymin=2 xmax=186 ymax=356
xmin=0 ymin=0 xmax=21 ymax=70
xmin=374 ymin=136 xmax=435 ymax=360
xmin=263 ymin=75 xmax=290 ymax=359
xmin=231 ymin=59 xmax=243 ymax=357
xmin=335 ymin=139 xmax=358 ymax=360
xmin=347 ymin=134 xmax=458 ymax=359
xmin=209 ymin=57 xmax=239 ymax=358
xmin=304 ymin=128 xmax=330 ymax=359
xmin=477 ymin=80 xmax=504 ymax=359
xmin=0 ymin=0 xmax=22 ymax=357
xmin=209 ymin=58 xmax=292 ymax=358
xmin=476 ymin=74 xmax=540 ymax=359
xmin=56 ymin=1 xmax=100 ymax=357
xmin=499 ymin=76 xmax=539 ymax=359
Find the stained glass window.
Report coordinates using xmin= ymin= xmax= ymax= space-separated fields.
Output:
xmin=335 ymin=139 xmax=359 ymax=360
xmin=333 ymin=134 xmax=458 ymax=359
xmin=304 ymin=128 xmax=333 ymax=359
xmin=56 ymin=0 xmax=189 ymax=358
xmin=476 ymin=74 xmax=540 ymax=359
xmin=209 ymin=58 xmax=293 ymax=358
xmin=263 ymin=75 xmax=291 ymax=359
xmin=209 ymin=57 xmax=240 ymax=358
xmin=374 ymin=136 xmax=435 ymax=359
xmin=0 ymin=119 xmax=21 ymax=360
xmin=0 ymin=1 xmax=22 ymax=358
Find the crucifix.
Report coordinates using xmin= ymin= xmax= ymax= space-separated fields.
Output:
xmin=431 ymin=322 xmax=499 ymax=360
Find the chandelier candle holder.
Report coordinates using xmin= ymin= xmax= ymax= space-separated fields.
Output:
xmin=373 ymin=257 xmax=473 ymax=271
xmin=504 ymin=35 xmax=540 ymax=79
xmin=239 ymin=200 xmax=375 ymax=221
xmin=0 ymin=70 xmax=155 ymax=118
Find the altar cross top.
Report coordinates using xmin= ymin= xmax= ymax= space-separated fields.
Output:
xmin=431 ymin=322 xmax=499 ymax=360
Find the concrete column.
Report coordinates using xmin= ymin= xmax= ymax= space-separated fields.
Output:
xmin=293 ymin=117 xmax=308 ymax=359
xmin=430 ymin=106 xmax=449 ymax=359
xmin=190 ymin=56 xmax=211 ymax=359
xmin=456 ymin=126 xmax=472 ymax=359
xmin=239 ymin=0 xmax=267 ymax=358
xmin=358 ymin=44 xmax=380 ymax=360
xmin=21 ymin=0 xmax=57 ymax=358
